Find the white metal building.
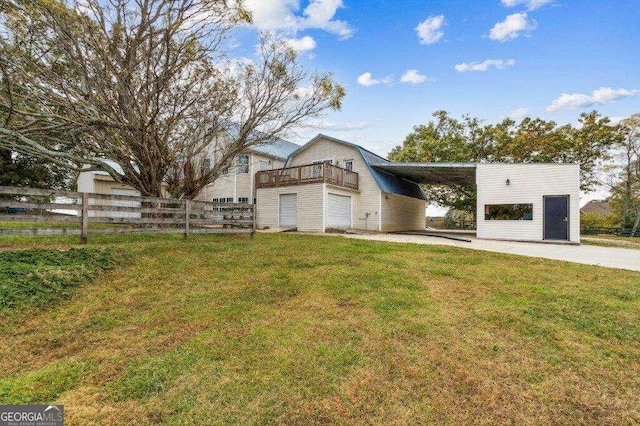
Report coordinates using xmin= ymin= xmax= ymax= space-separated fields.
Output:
xmin=476 ymin=163 xmax=580 ymax=243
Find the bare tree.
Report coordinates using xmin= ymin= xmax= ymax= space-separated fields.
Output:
xmin=0 ymin=0 xmax=345 ymax=197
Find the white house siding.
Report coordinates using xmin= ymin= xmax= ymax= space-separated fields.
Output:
xmin=381 ymin=192 xmax=426 ymax=232
xmin=476 ymin=163 xmax=580 ymax=243
xmin=256 ymin=183 xmax=325 ymax=232
xmin=288 ymin=138 xmax=382 ymax=231
xmin=76 ymin=174 xmax=142 ymax=218
xmin=76 ymin=171 xmax=95 ymax=193
xmin=199 ymin=153 xmax=285 ymax=203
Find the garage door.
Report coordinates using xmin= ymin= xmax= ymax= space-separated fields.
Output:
xmin=327 ymin=193 xmax=351 ymax=229
xmin=279 ymin=193 xmax=297 ymax=228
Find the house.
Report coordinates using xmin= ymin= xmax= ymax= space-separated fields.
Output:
xmin=77 ymin=139 xmax=300 ymax=208
xmin=78 ymin=133 xmax=581 ymax=243
xmin=580 ymin=200 xmax=612 ymax=216
xmin=255 ymin=134 xmax=427 ymax=232
xmin=195 ymin=138 xmax=300 ymax=204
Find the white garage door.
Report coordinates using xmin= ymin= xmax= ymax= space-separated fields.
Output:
xmin=279 ymin=193 xmax=297 ymax=228
xmin=327 ymin=193 xmax=351 ymax=229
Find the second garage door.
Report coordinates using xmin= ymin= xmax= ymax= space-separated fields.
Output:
xmin=279 ymin=193 xmax=297 ymax=228
xmin=327 ymin=193 xmax=351 ymax=229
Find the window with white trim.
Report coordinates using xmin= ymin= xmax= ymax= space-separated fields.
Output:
xmin=344 ymin=160 xmax=353 ymax=171
xmin=258 ymin=161 xmax=268 ymax=171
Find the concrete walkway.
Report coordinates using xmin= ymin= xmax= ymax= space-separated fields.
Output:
xmin=339 ymin=233 xmax=640 ymax=272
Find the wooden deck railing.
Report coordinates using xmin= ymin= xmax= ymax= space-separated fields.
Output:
xmin=255 ymin=163 xmax=358 ymax=190
xmin=0 ymin=186 xmax=255 ymax=242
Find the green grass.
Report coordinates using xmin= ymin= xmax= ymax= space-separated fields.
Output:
xmin=0 ymin=247 xmax=116 ymax=314
xmin=582 ymin=234 xmax=640 ymax=249
xmin=0 ymin=233 xmax=638 ymax=424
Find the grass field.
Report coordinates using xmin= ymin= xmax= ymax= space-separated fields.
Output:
xmin=0 ymin=233 xmax=639 ymax=424
xmin=581 ymin=234 xmax=640 ymax=250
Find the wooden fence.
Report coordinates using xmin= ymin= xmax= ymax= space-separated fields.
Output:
xmin=0 ymin=186 xmax=255 ymax=242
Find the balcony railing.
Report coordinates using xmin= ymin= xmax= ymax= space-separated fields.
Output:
xmin=255 ymin=162 xmax=358 ymax=191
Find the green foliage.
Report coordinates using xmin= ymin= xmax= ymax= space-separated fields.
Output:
xmin=390 ymin=110 xmax=622 ymax=213
xmin=443 ymin=209 xmax=474 ymax=229
xmin=580 ymin=212 xmax=620 ymax=229
xmin=0 ymin=149 xmax=69 ymax=190
xmin=0 ymin=359 xmax=92 ymax=404
xmin=0 ymin=248 xmax=116 ymax=312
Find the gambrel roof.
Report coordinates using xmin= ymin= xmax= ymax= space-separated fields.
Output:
xmin=286 ymin=134 xmax=427 ymax=201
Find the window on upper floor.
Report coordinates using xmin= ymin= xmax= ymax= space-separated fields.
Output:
xmin=238 ymin=197 xmax=249 ymax=203
xmin=259 ymin=161 xmax=268 ymax=171
xmin=204 ymin=157 xmax=212 ymax=173
xmin=237 ymin=154 xmax=249 ymax=173
xmin=344 ymin=160 xmax=353 ymax=171
xmin=222 ymin=167 xmax=229 ymax=175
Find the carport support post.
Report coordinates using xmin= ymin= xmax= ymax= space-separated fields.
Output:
xmin=80 ymin=192 xmax=88 ymax=244
xmin=184 ymin=200 xmax=190 ymax=240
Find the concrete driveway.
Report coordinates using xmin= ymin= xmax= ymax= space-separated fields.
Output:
xmin=340 ymin=232 xmax=640 ymax=272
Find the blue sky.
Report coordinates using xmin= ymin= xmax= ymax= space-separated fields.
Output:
xmin=233 ymin=0 xmax=640 ymax=159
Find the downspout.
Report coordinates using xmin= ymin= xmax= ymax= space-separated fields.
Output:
xmin=378 ymin=192 xmax=383 ymax=231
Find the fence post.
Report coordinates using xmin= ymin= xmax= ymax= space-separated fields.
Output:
xmin=184 ymin=200 xmax=190 ymax=239
xmin=81 ymin=192 xmax=88 ymax=244
xmin=251 ymin=203 xmax=256 ymax=239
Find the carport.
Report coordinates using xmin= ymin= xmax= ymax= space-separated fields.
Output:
xmin=372 ymin=162 xmax=477 ymax=186
xmin=371 ymin=162 xmax=581 ymax=244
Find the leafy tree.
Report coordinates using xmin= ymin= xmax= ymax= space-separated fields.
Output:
xmin=0 ymin=149 xmax=69 ymax=189
xmin=0 ymin=0 xmax=345 ymax=197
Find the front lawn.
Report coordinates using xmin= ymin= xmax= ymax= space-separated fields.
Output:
xmin=0 ymin=233 xmax=638 ymax=424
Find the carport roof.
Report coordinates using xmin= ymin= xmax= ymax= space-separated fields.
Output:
xmin=371 ymin=163 xmax=477 ymax=186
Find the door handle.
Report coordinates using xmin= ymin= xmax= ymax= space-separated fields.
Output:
xmin=563 ymin=217 xmax=568 ymax=222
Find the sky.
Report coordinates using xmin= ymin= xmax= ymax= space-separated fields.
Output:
xmin=230 ymin=0 xmax=639 ymax=206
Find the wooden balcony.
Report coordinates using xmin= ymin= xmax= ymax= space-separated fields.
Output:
xmin=255 ymin=162 xmax=358 ymax=191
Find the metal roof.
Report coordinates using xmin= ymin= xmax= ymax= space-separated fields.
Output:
xmin=372 ymin=163 xmax=477 ymax=186
xmin=251 ymin=138 xmax=300 ymax=160
xmin=287 ymin=134 xmax=427 ymax=201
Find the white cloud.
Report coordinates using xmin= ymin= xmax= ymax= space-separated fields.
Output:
xmin=489 ymin=13 xmax=536 ymax=42
xmin=400 ymin=69 xmax=434 ymax=84
xmin=546 ymin=87 xmax=640 ymax=112
xmin=415 ymin=15 xmax=446 ymax=45
xmin=454 ymin=58 xmax=516 ymax=72
xmin=284 ymin=36 xmax=316 ymax=53
xmin=507 ymin=107 xmax=529 ymax=120
xmin=241 ymin=0 xmax=354 ymax=39
xmin=357 ymin=72 xmax=393 ymax=87
xmin=501 ymin=0 xmax=553 ymax=11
